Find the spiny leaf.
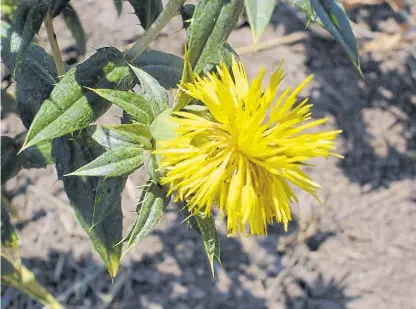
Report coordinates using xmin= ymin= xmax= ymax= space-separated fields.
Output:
xmin=128 ymin=0 xmax=163 ymax=30
xmin=128 ymin=64 xmax=168 ymax=116
xmin=14 ymin=132 xmax=54 ymax=169
xmin=87 ymin=124 xmax=152 ymax=150
xmin=175 ymin=2 xmax=242 ymax=110
xmin=132 ymin=49 xmax=183 ymax=89
xmin=195 ymin=213 xmax=221 ymax=276
xmin=22 ymin=47 xmax=137 ymax=150
xmin=182 ymin=207 xmax=221 ymax=276
xmin=293 ymin=0 xmax=360 ymax=71
xmin=89 ymin=89 xmax=154 ymax=125
xmin=118 ymin=181 xmax=169 ymax=255
xmin=244 ymin=0 xmax=276 ymax=41
xmin=91 ymin=176 xmax=127 ymax=230
xmin=62 ymin=4 xmax=86 ymax=55
xmin=67 ymin=146 xmax=144 ymax=177
xmin=187 ymin=0 xmax=244 ymax=74
xmin=52 ymin=133 xmax=123 ymax=277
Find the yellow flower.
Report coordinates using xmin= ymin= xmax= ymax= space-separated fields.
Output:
xmin=156 ymin=59 xmax=342 ymax=236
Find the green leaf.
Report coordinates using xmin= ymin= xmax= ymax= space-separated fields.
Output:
xmin=62 ymin=4 xmax=86 ymax=55
xmin=244 ymin=0 xmax=276 ymax=41
xmin=118 ymin=181 xmax=168 ymax=255
xmin=21 ymin=47 xmax=137 ymax=150
xmin=293 ymin=0 xmax=360 ymax=71
xmin=2 ymin=17 xmax=60 ymax=129
xmin=52 ymin=133 xmax=124 ymax=277
xmin=150 ymin=108 xmax=177 ymax=144
xmin=187 ymin=0 xmax=244 ymax=74
xmin=113 ymin=0 xmax=123 ymax=16
xmin=132 ymin=49 xmax=183 ymax=89
xmin=195 ymin=213 xmax=221 ymax=276
xmin=142 ymin=150 xmax=161 ymax=183
xmin=128 ymin=64 xmax=169 ymax=116
xmin=67 ymin=146 xmax=144 ymax=177
xmin=10 ymin=0 xmax=48 ymax=59
xmin=1 ymin=136 xmax=24 ymax=183
xmin=175 ymin=3 xmax=241 ymax=111
xmin=87 ymin=124 xmax=152 ymax=150
xmin=128 ymin=0 xmax=163 ymax=30
xmin=89 ymin=89 xmax=154 ymax=125
xmin=2 ymin=263 xmax=64 ymax=309
xmin=181 ymin=207 xmax=221 ymax=276
xmin=91 ymin=66 xmax=168 ymax=125
xmin=14 ymin=131 xmax=54 ymax=169
xmin=91 ymin=176 xmax=127 ymax=230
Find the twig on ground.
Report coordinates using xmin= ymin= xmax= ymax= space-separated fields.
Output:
xmin=235 ymin=32 xmax=308 ymax=55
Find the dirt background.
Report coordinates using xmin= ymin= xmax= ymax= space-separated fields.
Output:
xmin=2 ymin=1 xmax=416 ymax=309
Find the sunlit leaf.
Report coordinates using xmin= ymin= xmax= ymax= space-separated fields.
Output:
xmin=67 ymin=146 xmax=144 ymax=177
xmin=244 ymin=0 xmax=276 ymax=41
xmin=118 ymin=181 xmax=169 ymax=255
xmin=22 ymin=47 xmax=137 ymax=150
xmin=87 ymin=124 xmax=152 ymax=150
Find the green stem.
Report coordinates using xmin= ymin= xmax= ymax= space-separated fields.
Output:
xmin=44 ymin=10 xmax=65 ymax=79
xmin=125 ymin=0 xmax=186 ymax=62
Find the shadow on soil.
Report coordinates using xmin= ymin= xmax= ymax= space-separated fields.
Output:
xmin=2 ymin=211 xmax=352 ymax=309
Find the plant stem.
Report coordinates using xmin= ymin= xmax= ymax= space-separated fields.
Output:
xmin=125 ymin=0 xmax=186 ymax=62
xmin=44 ymin=10 xmax=65 ymax=79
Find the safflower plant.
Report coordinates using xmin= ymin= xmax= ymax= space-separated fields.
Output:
xmin=1 ymin=0 xmax=360 ymax=307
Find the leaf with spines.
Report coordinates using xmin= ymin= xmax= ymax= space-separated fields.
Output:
xmin=244 ymin=0 xmax=276 ymax=41
xmin=62 ymin=4 xmax=86 ymax=55
xmin=91 ymin=176 xmax=126 ymax=230
xmin=52 ymin=133 xmax=124 ymax=277
xmin=21 ymin=47 xmax=137 ymax=150
xmin=183 ymin=208 xmax=221 ymax=276
xmin=89 ymin=89 xmax=154 ymax=125
xmin=187 ymin=0 xmax=244 ymax=74
xmin=128 ymin=0 xmax=163 ymax=30
xmin=175 ymin=2 xmax=243 ymax=110
xmin=118 ymin=181 xmax=169 ymax=255
xmin=67 ymin=146 xmax=145 ymax=177
xmin=91 ymin=66 xmax=168 ymax=124
xmin=132 ymin=49 xmax=183 ymax=89
xmin=87 ymin=124 xmax=152 ymax=150
xmin=293 ymin=0 xmax=360 ymax=72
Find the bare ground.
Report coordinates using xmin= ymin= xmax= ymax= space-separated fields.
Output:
xmin=1 ymin=1 xmax=416 ymax=309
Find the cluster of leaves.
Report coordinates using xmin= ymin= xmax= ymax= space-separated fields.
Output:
xmin=1 ymin=0 xmax=359 ymax=307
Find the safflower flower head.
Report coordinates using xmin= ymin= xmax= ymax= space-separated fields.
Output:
xmin=155 ymin=58 xmax=342 ymax=236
